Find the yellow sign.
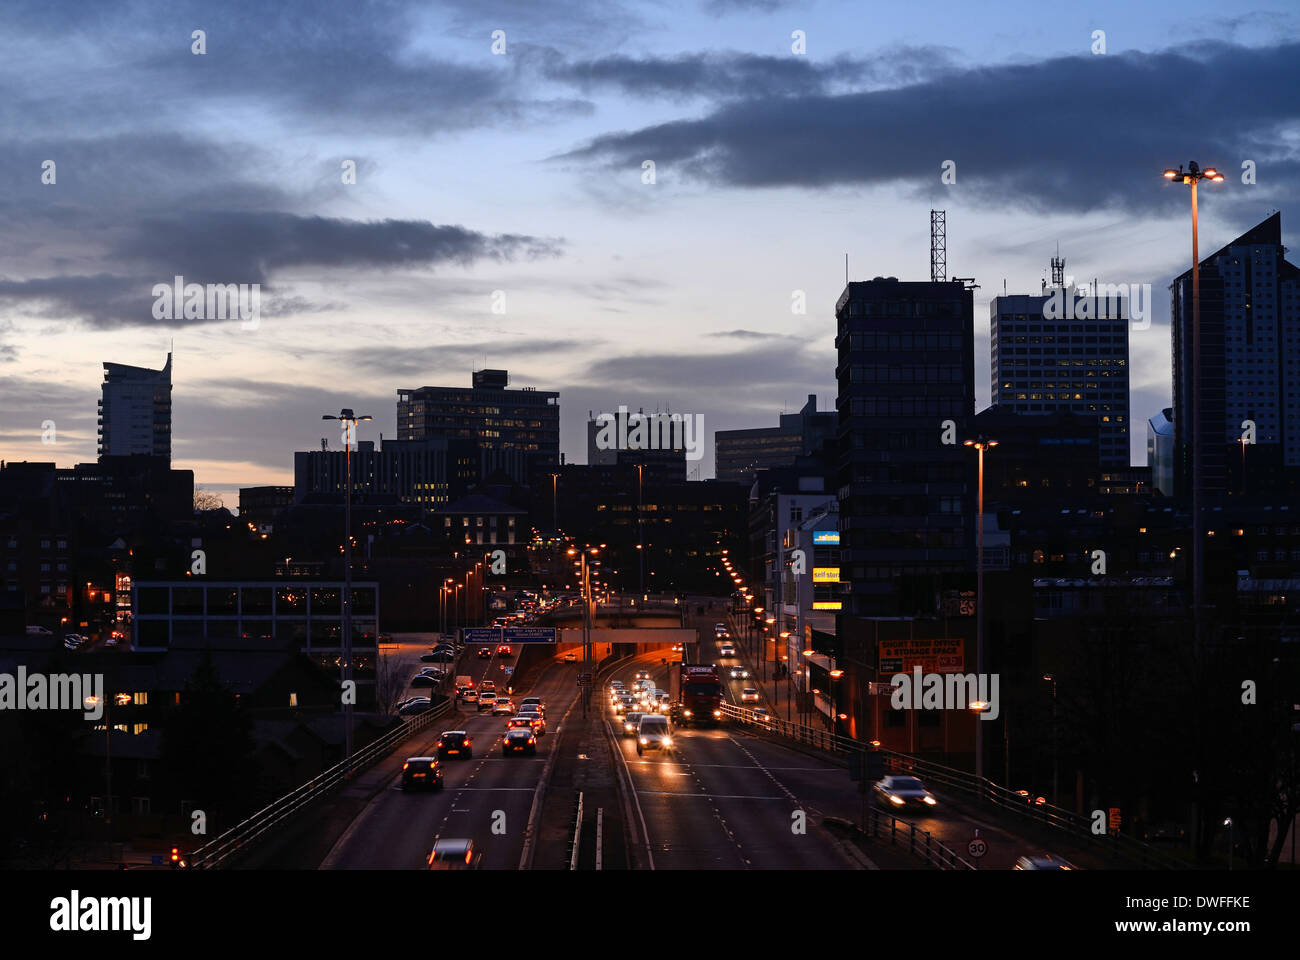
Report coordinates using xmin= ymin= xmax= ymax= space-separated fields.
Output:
xmin=812 ymin=567 xmax=840 ymax=583
xmin=811 ymin=601 xmax=842 ymax=610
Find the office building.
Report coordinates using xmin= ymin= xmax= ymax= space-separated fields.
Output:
xmin=397 ymin=369 xmax=559 ymax=481
xmin=835 ymin=277 xmax=974 ymax=617
xmin=990 ymin=290 xmax=1130 ymax=467
xmin=98 ymin=353 xmax=173 ymax=461
xmin=1171 ymin=212 xmax=1300 ymax=497
xmin=715 ymin=395 xmax=836 ymax=485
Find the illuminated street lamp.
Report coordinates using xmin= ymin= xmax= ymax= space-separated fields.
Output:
xmin=1162 ymin=161 xmax=1222 ymax=657
xmin=964 ymin=435 xmax=997 ymax=781
xmin=322 ymin=407 xmax=372 ymax=773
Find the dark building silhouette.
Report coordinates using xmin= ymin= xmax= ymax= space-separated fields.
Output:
xmin=99 ymin=353 xmax=172 ymax=462
xmin=714 ymin=394 xmax=835 ymax=485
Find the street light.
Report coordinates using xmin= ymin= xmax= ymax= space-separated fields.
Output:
xmin=322 ymin=408 xmax=372 ymax=773
xmin=1162 ymin=161 xmax=1223 ymax=657
xmin=964 ymin=435 xmax=997 ymax=781
xmin=84 ymin=692 xmax=132 ymax=860
xmin=1043 ymin=673 xmax=1058 ymax=806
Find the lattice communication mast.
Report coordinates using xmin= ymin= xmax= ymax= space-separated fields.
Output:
xmin=930 ymin=209 xmax=946 ymax=282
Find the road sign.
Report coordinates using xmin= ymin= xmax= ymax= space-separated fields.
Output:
xmin=967 ymin=836 xmax=987 ymax=859
xmin=577 ymin=673 xmax=592 ymax=685
xmin=463 ymin=627 xmax=556 ymax=644
xmin=1109 ymin=807 xmax=1122 ymax=831
xmin=503 ymin=667 xmax=514 ymax=677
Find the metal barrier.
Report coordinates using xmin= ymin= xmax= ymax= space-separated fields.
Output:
xmin=569 ymin=792 xmax=584 ymax=870
xmin=859 ymin=810 xmax=974 ymax=870
xmin=721 ymin=702 xmax=1184 ymax=870
xmin=189 ymin=698 xmax=454 ymax=869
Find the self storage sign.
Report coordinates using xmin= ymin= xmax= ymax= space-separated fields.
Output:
xmin=877 ymin=638 xmax=964 ymax=674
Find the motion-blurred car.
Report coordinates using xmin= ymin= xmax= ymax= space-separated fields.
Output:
xmin=563 ymin=652 xmax=577 ymax=662
xmin=496 ymin=644 xmax=513 ymax=658
xmin=401 ymin=757 xmax=443 ymax=790
xmin=502 ymin=728 xmax=538 ymax=756
xmin=621 ymin=711 xmax=644 ymax=737
xmin=1014 ymin=855 xmax=1075 ymax=870
xmin=427 ymin=838 xmax=481 ymax=870
xmin=728 ymin=666 xmax=750 ymax=679
xmin=516 ymin=710 xmax=546 ymax=735
xmin=397 ymin=697 xmax=433 ymax=716
xmin=491 ymin=698 xmax=514 ymax=715
xmin=873 ymin=775 xmax=937 ymax=811
xmin=740 ymin=688 xmax=759 ymax=703
xmin=477 ymin=647 xmax=492 ymax=659
xmin=437 ymin=731 xmax=472 ymax=759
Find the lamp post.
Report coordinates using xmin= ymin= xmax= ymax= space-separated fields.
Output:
xmin=636 ymin=464 xmax=645 ymax=596
xmin=550 ymin=472 xmax=560 ymax=538
xmin=322 ymin=408 xmax=372 ymax=774
xmin=569 ymin=546 xmax=599 ymax=717
xmin=85 ymin=692 xmax=131 ymax=860
xmin=1162 ymin=161 xmax=1223 ymax=657
xmin=1043 ymin=673 xmax=1058 ymax=807
xmin=964 ymin=435 xmax=997 ymax=781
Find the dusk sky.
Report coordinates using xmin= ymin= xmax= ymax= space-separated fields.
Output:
xmin=2 ymin=0 xmax=1297 ymax=504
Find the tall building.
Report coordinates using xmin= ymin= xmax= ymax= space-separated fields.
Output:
xmin=714 ymin=395 xmax=836 ymax=485
xmin=98 ymin=352 xmax=172 ymax=461
xmin=586 ymin=407 xmax=688 ymax=482
xmin=990 ymin=290 xmax=1130 ymax=467
xmin=835 ymin=278 xmax=974 ymax=617
xmin=1171 ymin=212 xmax=1300 ymax=497
xmin=396 ymin=369 xmax=559 ymax=481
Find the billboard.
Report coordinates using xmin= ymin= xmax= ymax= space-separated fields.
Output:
xmin=811 ymin=601 xmax=842 ymax=610
xmin=813 ymin=531 xmax=840 ymax=545
xmin=812 ymin=567 xmax=840 ymax=583
xmin=877 ymin=638 xmax=964 ymax=675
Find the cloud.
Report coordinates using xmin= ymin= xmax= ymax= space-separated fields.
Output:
xmin=559 ymin=41 xmax=1300 ymax=214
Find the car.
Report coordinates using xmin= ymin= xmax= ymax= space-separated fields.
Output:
xmin=427 ymin=838 xmax=480 ymax=870
xmin=714 ymin=623 xmax=727 ymax=634
xmin=751 ymin=707 xmax=772 ymax=723
xmin=479 ymin=680 xmax=496 ymax=693
xmin=507 ymin=715 xmax=540 ymax=734
xmin=635 ymin=670 xmax=651 ymax=680
xmin=729 ymin=666 xmax=750 ymax=680
xmin=636 ymin=714 xmax=673 ymax=756
xmin=503 ymin=728 xmax=538 ymax=756
xmin=740 ymin=687 xmax=760 ymax=703
xmin=105 ymin=630 xmax=125 ymax=647
xmin=491 ymin=697 xmax=514 ymax=715
xmin=621 ymin=711 xmax=644 ymax=738
xmin=477 ymin=691 xmax=497 ymax=711
xmin=1014 ymin=855 xmax=1075 ymax=870
xmin=519 ymin=697 xmax=545 ymax=714
xmin=25 ymin=625 xmax=54 ymax=637
xmin=516 ymin=710 xmax=546 ymax=735
xmin=401 ymin=757 xmax=444 ymax=790
xmin=719 ymin=644 xmax=736 ymax=658
xmin=397 ymin=696 xmax=433 ymax=716
xmin=612 ymin=696 xmax=635 ymax=714
xmin=419 ymin=665 xmax=448 ymax=677
xmin=496 ymin=644 xmax=513 ymax=658
xmin=477 ymin=647 xmax=492 ymax=659
xmin=873 ymin=775 xmax=937 ymax=811
xmin=460 ymin=688 xmax=478 ymax=703
xmin=654 ymin=690 xmax=671 ymax=708
xmin=62 ymin=633 xmax=85 ymax=649
xmin=563 ymin=652 xmax=577 ymax=662
xmin=420 ymin=652 xmax=449 ymax=663
xmin=411 ymin=674 xmax=440 ymax=688
xmin=437 ymin=731 xmax=472 ymax=759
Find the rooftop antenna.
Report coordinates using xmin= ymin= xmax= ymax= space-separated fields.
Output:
xmin=1050 ymin=244 xmax=1065 ymax=288
xmin=930 ymin=210 xmax=946 ymax=282
xmin=845 ymin=253 xmax=848 ymax=285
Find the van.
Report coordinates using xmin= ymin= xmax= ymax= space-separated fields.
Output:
xmin=636 ymin=714 xmax=673 ymax=756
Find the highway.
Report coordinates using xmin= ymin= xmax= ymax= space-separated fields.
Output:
xmin=319 ymin=640 xmax=582 ymax=869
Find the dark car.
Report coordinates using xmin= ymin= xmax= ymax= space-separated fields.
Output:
xmin=496 ymin=644 xmax=513 ymax=658
xmin=411 ymin=673 xmax=440 ymax=688
xmin=437 ymin=731 xmax=472 ymax=759
xmin=873 ymin=775 xmax=937 ymax=811
xmin=428 ymin=838 xmax=480 ymax=870
xmin=397 ymin=697 xmax=433 ymax=716
xmin=507 ymin=715 xmax=539 ymax=734
xmin=516 ymin=710 xmax=546 ymax=735
xmin=1014 ymin=854 xmax=1075 ymax=870
xmin=503 ymin=728 xmax=538 ymax=756
xmin=420 ymin=652 xmax=451 ymax=663
xmin=401 ymin=757 xmax=443 ymax=790
xmin=477 ymin=647 xmax=492 ymax=659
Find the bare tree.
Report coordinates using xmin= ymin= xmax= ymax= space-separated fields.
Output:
xmin=194 ymin=486 xmax=225 ymax=512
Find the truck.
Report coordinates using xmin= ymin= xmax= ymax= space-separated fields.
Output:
xmin=672 ymin=663 xmax=724 ymax=727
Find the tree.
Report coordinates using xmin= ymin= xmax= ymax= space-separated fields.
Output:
xmin=193 ymin=486 xmax=225 ymax=512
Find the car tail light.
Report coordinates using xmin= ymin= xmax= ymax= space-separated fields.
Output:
xmin=402 ymin=762 xmax=409 ymax=769
xmin=464 ymin=850 xmax=473 ymax=864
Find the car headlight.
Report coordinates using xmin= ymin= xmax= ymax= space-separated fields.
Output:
xmin=662 ymin=737 xmax=672 ymax=747
xmin=713 ymin=709 xmax=722 ymax=717
xmin=923 ymin=796 xmax=937 ymax=805
xmin=640 ymin=737 xmax=648 ymax=745
xmin=683 ymin=710 xmax=692 ymax=717
xmin=890 ymin=795 xmax=904 ymax=805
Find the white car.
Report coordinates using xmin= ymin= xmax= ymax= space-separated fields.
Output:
xmin=477 ymin=692 xmax=497 ymax=712
xmin=636 ymin=715 xmax=673 ymax=756
xmin=740 ymin=688 xmax=759 ymax=703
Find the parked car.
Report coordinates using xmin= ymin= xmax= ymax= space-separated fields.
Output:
xmin=1014 ymin=854 xmax=1075 ymax=870
xmin=25 ymin=625 xmax=53 ymax=637
xmin=397 ymin=697 xmax=433 ymax=716
xmin=401 ymin=757 xmax=443 ymax=790
xmin=411 ymin=674 xmax=440 ymax=688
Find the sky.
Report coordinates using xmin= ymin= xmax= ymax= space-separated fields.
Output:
xmin=1 ymin=0 xmax=1298 ymax=504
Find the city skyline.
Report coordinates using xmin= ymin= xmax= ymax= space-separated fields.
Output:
xmin=2 ymin=0 xmax=1299 ymax=502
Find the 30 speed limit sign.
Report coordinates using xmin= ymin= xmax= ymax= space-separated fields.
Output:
xmin=967 ymin=837 xmax=987 ymax=859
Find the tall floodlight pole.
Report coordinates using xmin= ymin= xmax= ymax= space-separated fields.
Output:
xmin=323 ymin=408 xmax=372 ymax=773
xmin=1163 ymin=161 xmax=1223 ymax=657
xmin=636 ymin=464 xmax=645 ymax=597
xmin=964 ymin=436 xmax=997 ymax=781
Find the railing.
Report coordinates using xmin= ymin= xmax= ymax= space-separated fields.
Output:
xmin=189 ymin=697 xmax=454 ymax=869
xmin=568 ymin=792 xmax=585 ymax=870
xmin=721 ymin=702 xmax=1184 ymax=870
xmin=853 ymin=810 xmax=974 ymax=870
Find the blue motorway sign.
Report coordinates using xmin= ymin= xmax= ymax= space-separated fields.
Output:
xmin=462 ymin=626 xmax=557 ymax=644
